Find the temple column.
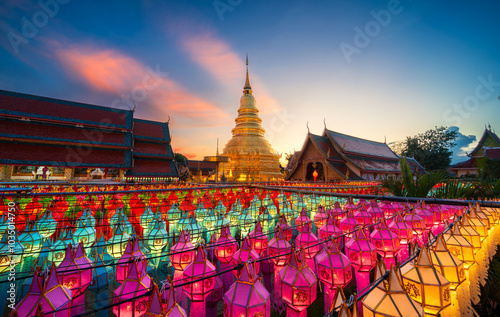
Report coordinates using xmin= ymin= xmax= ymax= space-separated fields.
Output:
xmin=64 ymin=168 xmax=74 ymax=180
xmin=2 ymin=165 xmax=13 ymax=180
xmin=0 ymin=166 xmax=4 ymax=180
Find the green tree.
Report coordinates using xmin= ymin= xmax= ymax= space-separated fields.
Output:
xmin=391 ymin=126 xmax=457 ymax=171
xmin=174 ymin=153 xmax=187 ymax=163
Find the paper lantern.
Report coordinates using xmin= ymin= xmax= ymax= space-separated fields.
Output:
xmin=362 ymin=266 xmax=425 ymax=317
xmin=258 ymin=207 xmax=274 ymax=233
xmin=404 ymin=212 xmax=425 ymax=236
xmin=0 ymin=230 xmax=24 ymax=274
xmin=19 ymin=221 xmax=42 ymax=257
xmin=194 ymin=202 xmax=208 ymax=224
xmin=353 ymin=205 xmax=372 ymax=226
xmin=89 ymin=253 xmax=114 ymax=292
xmin=275 ymin=215 xmax=293 ymax=241
xmin=223 ymin=261 xmax=271 ymax=317
xmin=57 ymin=243 xmax=93 ymax=297
xmin=215 ymin=224 xmax=238 ymax=264
xmin=295 ymin=208 xmax=312 ymax=232
xmin=401 ymin=247 xmax=451 ymax=316
xmin=116 ymin=238 xmax=145 ymax=283
xmin=345 ymin=228 xmax=377 ymax=272
xmin=370 ymin=219 xmax=401 ymax=267
xmin=296 ymin=223 xmax=321 ymax=259
xmin=316 ymin=239 xmax=352 ymax=290
xmin=203 ymin=209 xmax=217 ymax=232
xmin=113 ymin=260 xmax=152 ymax=317
xmin=459 ymin=215 xmax=482 ymax=252
xmin=170 ymin=230 xmax=195 ymax=271
xmin=176 ymin=210 xmax=190 ymax=233
xmin=107 ymin=222 xmax=131 ymax=259
xmin=215 ymin=213 xmax=230 ymax=230
xmin=248 ymin=201 xmax=260 ymax=219
xmin=279 ymin=247 xmax=318 ymax=314
xmin=430 ymin=235 xmax=466 ymax=291
xmin=338 ymin=210 xmax=359 ymax=237
xmin=162 ymin=276 xmax=187 ymax=316
xmin=238 ymin=209 xmax=255 ymax=237
xmin=166 ymin=203 xmax=182 ymax=231
xmin=467 ymin=207 xmax=489 ymax=240
xmin=248 ymin=221 xmax=269 ymax=256
xmin=268 ymin=228 xmax=292 ymax=266
xmin=147 ymin=218 xmax=169 ymax=254
xmin=232 ymin=236 xmax=260 ymax=277
xmin=182 ymin=245 xmax=216 ymax=301
xmin=37 ymin=210 xmax=57 ymax=239
xmin=140 ymin=206 xmax=155 ymax=236
xmin=144 ymin=283 xmax=164 ymax=317
xmin=319 ymin=214 xmax=344 ymax=250
xmin=73 ymin=217 xmax=96 ymax=249
xmin=330 ymin=201 xmax=346 ymax=222
xmin=443 ymin=223 xmax=475 ymax=269
xmin=366 ymin=202 xmax=384 ymax=220
xmin=13 ymin=265 xmax=72 ymax=317
xmin=388 ymin=214 xmax=414 ymax=245
xmin=416 ymin=202 xmax=435 ymax=230
xmin=226 ymin=206 xmax=240 ymax=227
xmin=184 ymin=215 xmax=203 ymax=244
xmin=313 ymin=205 xmax=328 ymax=230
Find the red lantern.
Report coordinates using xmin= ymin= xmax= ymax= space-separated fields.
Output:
xmin=182 ymin=245 xmax=216 ymax=302
xmin=170 ymin=231 xmax=195 ymax=271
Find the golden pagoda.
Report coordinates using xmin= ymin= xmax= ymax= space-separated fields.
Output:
xmin=221 ymin=56 xmax=282 ymax=182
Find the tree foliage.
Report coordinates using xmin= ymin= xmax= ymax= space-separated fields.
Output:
xmin=390 ymin=126 xmax=457 ymax=171
xmin=174 ymin=153 xmax=187 ymax=163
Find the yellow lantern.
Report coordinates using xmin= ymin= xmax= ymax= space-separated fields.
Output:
xmin=466 ymin=208 xmax=488 ymax=240
xmin=363 ymin=266 xmax=425 ymax=317
xmin=401 ymin=247 xmax=451 ymax=316
xmin=471 ymin=202 xmax=491 ymax=229
xmin=459 ymin=215 xmax=482 ymax=252
xmin=443 ymin=224 xmax=475 ymax=269
xmin=430 ymin=235 xmax=466 ymax=290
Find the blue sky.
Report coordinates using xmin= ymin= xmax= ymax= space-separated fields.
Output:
xmin=1 ymin=0 xmax=499 ymax=164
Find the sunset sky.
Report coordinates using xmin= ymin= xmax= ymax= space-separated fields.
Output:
xmin=1 ymin=0 xmax=500 ymax=164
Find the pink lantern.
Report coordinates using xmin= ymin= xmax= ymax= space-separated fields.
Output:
xmin=353 ymin=205 xmax=372 ymax=226
xmin=116 ymin=238 xmax=145 ymax=283
xmin=346 ymin=228 xmax=377 ymax=272
xmin=182 ymin=245 xmax=216 ymax=302
xmin=279 ymin=248 xmax=318 ymax=316
xmin=338 ymin=210 xmax=359 ymax=237
xmin=274 ymin=215 xmax=293 ymax=241
xmin=295 ymin=208 xmax=312 ymax=232
xmin=366 ymin=202 xmax=384 ymax=220
xmin=56 ymin=243 xmax=93 ymax=297
xmin=318 ymin=214 xmax=343 ymax=249
xmin=313 ymin=205 xmax=328 ymax=230
xmin=162 ymin=276 xmax=187 ymax=316
xmin=389 ymin=214 xmax=414 ymax=262
xmin=249 ymin=221 xmax=269 ymax=255
xmin=223 ymin=261 xmax=271 ymax=317
xmin=380 ymin=201 xmax=395 ymax=218
xmin=296 ymin=223 xmax=321 ymax=260
xmin=113 ymin=260 xmax=152 ymax=317
xmin=343 ymin=199 xmax=357 ymax=212
xmin=370 ymin=219 xmax=401 ymax=268
xmin=170 ymin=230 xmax=195 ymax=271
xmin=268 ymin=227 xmax=292 ymax=266
xmin=215 ymin=224 xmax=238 ymax=264
xmin=232 ymin=236 xmax=260 ymax=277
xmin=330 ymin=201 xmax=346 ymax=222
xmin=416 ymin=202 xmax=435 ymax=230
xmin=404 ymin=211 xmax=426 ymax=236
xmin=14 ymin=265 xmax=72 ymax=317
xmin=316 ymin=239 xmax=352 ymax=291
xmin=144 ymin=283 xmax=164 ymax=317
xmin=206 ymin=275 xmax=224 ymax=310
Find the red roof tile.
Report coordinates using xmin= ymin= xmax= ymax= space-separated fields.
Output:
xmin=326 ymin=130 xmax=398 ymax=159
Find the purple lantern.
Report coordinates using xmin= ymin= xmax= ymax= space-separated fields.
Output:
xmin=56 ymin=243 xmax=93 ymax=298
xmin=113 ymin=259 xmax=152 ymax=317
xmin=232 ymin=236 xmax=260 ymax=277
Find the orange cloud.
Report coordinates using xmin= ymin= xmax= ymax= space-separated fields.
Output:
xmin=178 ymin=30 xmax=282 ymax=114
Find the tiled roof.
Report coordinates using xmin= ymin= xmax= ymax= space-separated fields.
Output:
xmin=310 ymin=134 xmax=342 ymax=159
xmin=127 ymin=158 xmax=177 ymax=177
xmin=133 ymin=119 xmax=171 ymax=142
xmin=133 ymin=141 xmax=174 ymax=158
xmin=450 ymin=158 xmax=477 ymax=169
xmin=187 ymin=160 xmax=217 ymax=170
xmin=0 ymin=90 xmax=132 ymax=129
xmin=326 ymin=129 xmax=399 ymax=159
xmin=348 ymin=157 xmax=401 ymax=172
xmin=485 ymin=148 xmax=500 ymax=159
xmin=470 ymin=129 xmax=500 ymax=157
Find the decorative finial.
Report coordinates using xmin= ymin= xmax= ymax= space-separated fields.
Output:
xmin=244 ymin=54 xmax=252 ymax=92
xmin=384 ymin=135 xmax=386 ymax=144
xmin=216 ymin=138 xmax=219 ymax=156
xmin=488 ymin=123 xmax=492 ymax=131
xmin=306 ymin=121 xmax=310 ymax=134
xmin=323 ymin=118 xmax=326 ymax=130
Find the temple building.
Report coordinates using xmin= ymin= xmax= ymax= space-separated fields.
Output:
xmin=220 ymin=58 xmax=282 ymax=181
xmin=450 ymin=125 xmax=500 ymax=177
xmin=285 ymin=128 xmax=424 ymax=181
xmin=0 ymin=90 xmax=178 ymax=181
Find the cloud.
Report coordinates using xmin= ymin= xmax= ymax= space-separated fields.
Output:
xmin=50 ymin=42 xmax=230 ymax=124
xmin=177 ymin=29 xmax=282 ymax=114
xmin=449 ymin=126 xmax=477 ymax=164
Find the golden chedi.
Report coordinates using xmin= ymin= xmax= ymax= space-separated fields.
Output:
xmin=221 ymin=57 xmax=282 ymax=181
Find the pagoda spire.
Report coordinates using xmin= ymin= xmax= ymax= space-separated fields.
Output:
xmin=244 ymin=54 xmax=252 ymax=93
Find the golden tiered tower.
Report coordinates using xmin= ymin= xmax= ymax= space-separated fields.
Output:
xmin=221 ymin=56 xmax=282 ymax=182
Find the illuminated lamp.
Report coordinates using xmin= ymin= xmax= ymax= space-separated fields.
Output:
xmin=19 ymin=221 xmax=42 ymax=257
xmin=295 ymin=208 xmax=313 ymax=233
xmin=313 ymin=205 xmax=328 ymax=231
xmin=279 ymin=247 xmax=318 ymax=317
xmin=275 ymin=215 xmax=293 ymax=242
xmin=266 ymin=200 xmax=278 ymax=217
xmin=116 ymin=238 xmax=145 ymax=283
xmin=343 ymin=198 xmax=357 ymax=212
xmin=428 ymin=204 xmax=446 ymax=225
xmin=215 ymin=224 xmax=238 ymax=264
xmin=194 ymin=202 xmax=208 ymax=224
xmin=416 ymin=202 xmax=435 ymax=230
xmin=81 ymin=208 xmax=96 ymax=227
xmin=140 ymin=206 xmax=155 ymax=236
xmin=223 ymin=261 xmax=271 ymax=317
xmin=206 ymin=275 xmax=224 ymax=314
xmin=268 ymin=228 xmax=292 ymax=266
xmin=331 ymin=201 xmax=346 ymax=222
xmin=215 ymin=213 xmax=230 ymax=231
xmin=147 ymin=219 xmax=168 ymax=254
xmin=362 ymin=265 xmax=425 ymax=317
xmin=471 ymin=202 xmax=492 ymax=229
xmin=258 ymin=207 xmax=274 ymax=235
xmin=402 ymin=247 xmax=451 ymax=316
xmin=57 ymin=243 xmax=93 ymax=297
xmin=37 ymin=210 xmax=57 ymax=240
xmin=262 ymin=192 xmax=273 ymax=208
xmin=380 ymin=201 xmax=395 ymax=218
xmin=162 ymin=276 xmax=187 ymax=316
xmin=306 ymin=195 xmax=320 ymax=220
xmin=89 ymin=253 xmax=114 ymax=292
xmin=389 ymin=214 xmax=414 ymax=262
xmin=113 ymin=259 xmax=152 ymax=317
xmin=182 ymin=245 xmax=216 ymax=302
xmin=73 ymin=217 xmax=96 ymax=249
xmin=232 ymin=236 xmax=260 ymax=277
xmin=430 ymin=235 xmax=466 ymax=291
xmin=443 ymin=223 xmax=475 ymax=269
xmin=318 ymin=214 xmax=343 ymax=250
xmin=366 ymin=202 xmax=384 ymax=220
xmin=107 ymin=222 xmax=131 ymax=259
xmin=144 ymin=283 xmax=164 ymax=317
xmin=214 ymin=200 xmax=227 ymax=216
xmin=467 ymin=206 xmax=489 ymax=240
xmin=459 ymin=215 xmax=482 ymax=252
xmin=293 ymin=198 xmax=308 ymax=219
xmin=13 ymin=265 xmax=72 ymax=317
xmin=248 ymin=201 xmax=260 ymax=219
xmin=166 ymin=203 xmax=182 ymax=234
xmin=296 ymin=223 xmax=321 ymax=260
xmin=110 ymin=207 xmax=126 ymax=228
xmin=353 ymin=205 xmax=372 ymax=226
xmin=170 ymin=230 xmax=195 ymax=271
xmin=404 ymin=211 xmax=426 ymax=245
xmin=248 ymin=221 xmax=269 ymax=256
xmin=370 ymin=219 xmax=401 ymax=268
xmin=24 ymin=196 xmax=43 ymax=221
xmin=238 ymin=209 xmax=255 ymax=237
xmin=184 ymin=215 xmax=203 ymax=245
xmin=338 ymin=210 xmax=359 ymax=238
xmin=176 ymin=210 xmax=190 ymax=233
xmin=49 ymin=227 xmax=74 ymax=266
xmin=345 ymin=228 xmax=377 ymax=292
xmin=226 ymin=206 xmax=240 ymax=227
xmin=281 ymin=200 xmax=294 ymax=220
xmin=0 ymin=230 xmax=23 ymax=273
